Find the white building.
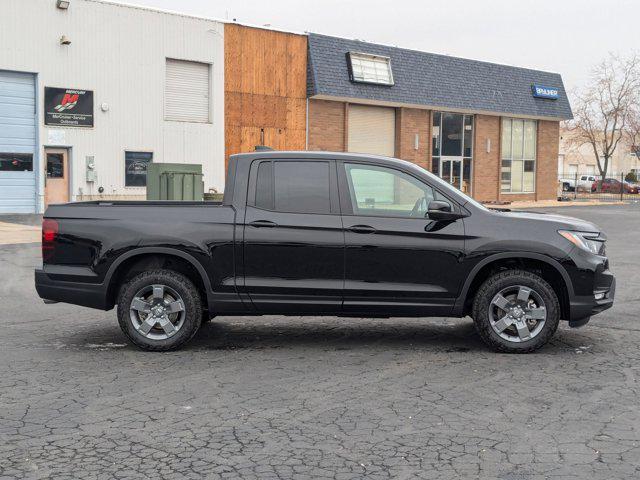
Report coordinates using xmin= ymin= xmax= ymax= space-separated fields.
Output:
xmin=0 ymin=0 xmax=225 ymax=213
xmin=558 ymin=127 xmax=640 ymax=177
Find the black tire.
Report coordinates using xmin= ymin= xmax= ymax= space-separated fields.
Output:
xmin=117 ymin=269 xmax=202 ymax=351
xmin=472 ymin=269 xmax=560 ymax=353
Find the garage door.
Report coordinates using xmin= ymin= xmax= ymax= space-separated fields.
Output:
xmin=347 ymin=104 xmax=395 ymax=157
xmin=0 ymin=71 xmax=37 ymax=214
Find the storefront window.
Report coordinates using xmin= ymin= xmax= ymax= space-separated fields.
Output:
xmin=432 ymin=112 xmax=473 ymax=195
xmin=441 ymin=113 xmax=462 ymax=156
xmin=463 ymin=115 xmax=473 ymax=157
xmin=432 ymin=113 xmax=440 ymax=158
xmin=125 ymin=151 xmax=152 ymax=187
xmin=0 ymin=153 xmax=33 ymax=172
xmin=501 ymin=118 xmax=537 ymax=193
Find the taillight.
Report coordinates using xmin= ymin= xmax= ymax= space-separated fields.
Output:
xmin=42 ymin=219 xmax=58 ymax=262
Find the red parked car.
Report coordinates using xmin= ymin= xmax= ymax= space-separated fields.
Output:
xmin=591 ymin=178 xmax=639 ymax=194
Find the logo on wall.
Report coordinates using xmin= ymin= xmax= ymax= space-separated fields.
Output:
xmin=54 ymin=93 xmax=80 ymax=112
xmin=45 ymin=87 xmax=94 ymax=127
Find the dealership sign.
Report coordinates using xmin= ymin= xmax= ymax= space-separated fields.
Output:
xmin=44 ymin=87 xmax=94 ymax=127
xmin=531 ymin=84 xmax=559 ymax=100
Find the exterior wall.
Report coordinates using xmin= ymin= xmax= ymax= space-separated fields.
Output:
xmin=394 ymin=108 xmax=431 ymax=171
xmin=224 ymin=24 xmax=307 ymax=170
xmin=308 ymin=100 xmax=562 ymax=204
xmin=472 ymin=115 xmax=501 ymax=203
xmin=0 ymin=0 xmax=225 ymax=210
xmin=558 ymin=127 xmax=639 ymax=176
xmin=470 ymin=116 xmax=560 ymax=203
xmin=307 ymin=99 xmax=346 ymax=151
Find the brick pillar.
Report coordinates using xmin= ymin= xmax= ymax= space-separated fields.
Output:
xmin=307 ymin=99 xmax=346 ymax=152
xmin=394 ymin=107 xmax=431 ymax=170
xmin=535 ymin=120 xmax=560 ymax=201
xmin=473 ymin=115 xmax=501 ymax=203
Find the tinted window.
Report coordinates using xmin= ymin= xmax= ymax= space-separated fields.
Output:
xmin=125 ymin=152 xmax=152 ymax=187
xmin=265 ymin=161 xmax=331 ymax=214
xmin=46 ymin=154 xmax=64 ymax=178
xmin=345 ymin=164 xmax=449 ymax=218
xmin=255 ymin=161 xmax=274 ymax=209
xmin=0 ymin=153 xmax=33 ymax=172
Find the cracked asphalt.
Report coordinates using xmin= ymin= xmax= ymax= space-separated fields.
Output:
xmin=1 ymin=204 xmax=639 ymax=479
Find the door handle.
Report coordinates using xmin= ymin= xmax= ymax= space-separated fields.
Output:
xmin=249 ymin=220 xmax=278 ymax=228
xmin=348 ymin=225 xmax=376 ymax=234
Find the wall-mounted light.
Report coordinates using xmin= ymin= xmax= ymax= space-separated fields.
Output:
xmin=60 ymin=35 xmax=71 ymax=45
xmin=486 ymin=138 xmax=491 ymax=153
xmin=56 ymin=0 xmax=70 ymax=9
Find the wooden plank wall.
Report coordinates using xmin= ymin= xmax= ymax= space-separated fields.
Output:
xmin=224 ymin=24 xmax=307 ymax=170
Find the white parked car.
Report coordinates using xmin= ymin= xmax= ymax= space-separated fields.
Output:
xmin=577 ymin=175 xmax=597 ymax=192
xmin=560 ymin=174 xmax=596 ymax=193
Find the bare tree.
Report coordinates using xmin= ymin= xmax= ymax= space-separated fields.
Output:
xmin=628 ymin=106 xmax=640 ymax=155
xmin=627 ymin=107 xmax=640 ymax=180
xmin=567 ymin=53 xmax=640 ymax=182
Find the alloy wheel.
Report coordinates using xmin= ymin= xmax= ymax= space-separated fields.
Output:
xmin=129 ymin=284 xmax=186 ymax=340
xmin=488 ymin=285 xmax=547 ymax=343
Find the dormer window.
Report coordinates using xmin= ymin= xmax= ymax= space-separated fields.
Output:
xmin=347 ymin=52 xmax=394 ymax=86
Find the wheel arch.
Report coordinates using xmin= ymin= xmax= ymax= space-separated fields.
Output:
xmin=104 ymin=247 xmax=212 ymax=310
xmin=454 ymin=252 xmax=574 ymax=320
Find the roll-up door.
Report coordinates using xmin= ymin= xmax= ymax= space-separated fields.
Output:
xmin=347 ymin=104 xmax=395 ymax=157
xmin=165 ymin=59 xmax=211 ymax=123
xmin=0 ymin=71 xmax=36 ymax=214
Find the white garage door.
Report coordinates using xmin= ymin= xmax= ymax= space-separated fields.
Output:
xmin=0 ymin=71 xmax=37 ymax=214
xmin=347 ymin=104 xmax=395 ymax=157
xmin=165 ymin=59 xmax=211 ymax=123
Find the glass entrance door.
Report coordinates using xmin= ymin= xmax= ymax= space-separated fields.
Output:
xmin=432 ymin=112 xmax=473 ymax=195
xmin=440 ymin=157 xmax=463 ymax=190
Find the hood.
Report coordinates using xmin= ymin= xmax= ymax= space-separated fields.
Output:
xmin=499 ymin=210 xmax=601 ymax=233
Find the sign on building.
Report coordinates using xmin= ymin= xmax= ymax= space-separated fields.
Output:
xmin=44 ymin=87 xmax=94 ymax=127
xmin=531 ymin=84 xmax=559 ymax=100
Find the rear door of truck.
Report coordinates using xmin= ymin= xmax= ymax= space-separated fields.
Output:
xmin=241 ymin=158 xmax=344 ymax=313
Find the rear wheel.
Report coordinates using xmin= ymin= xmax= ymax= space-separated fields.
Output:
xmin=472 ymin=270 xmax=560 ymax=353
xmin=117 ymin=269 xmax=202 ymax=351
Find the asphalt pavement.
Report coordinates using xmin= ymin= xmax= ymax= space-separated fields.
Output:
xmin=1 ymin=204 xmax=639 ymax=479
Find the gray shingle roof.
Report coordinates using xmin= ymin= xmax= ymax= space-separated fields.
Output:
xmin=307 ymin=33 xmax=573 ymax=120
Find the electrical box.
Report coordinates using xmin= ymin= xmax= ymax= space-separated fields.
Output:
xmin=86 ymin=156 xmax=97 ymax=182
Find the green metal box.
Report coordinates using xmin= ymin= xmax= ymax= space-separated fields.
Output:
xmin=146 ymin=163 xmax=204 ymax=201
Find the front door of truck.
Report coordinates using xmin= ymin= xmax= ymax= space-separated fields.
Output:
xmin=338 ymin=162 xmax=466 ymax=316
xmin=242 ymin=159 xmax=344 ymax=313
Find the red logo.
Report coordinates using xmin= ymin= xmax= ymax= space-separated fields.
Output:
xmin=54 ymin=93 xmax=79 ymax=112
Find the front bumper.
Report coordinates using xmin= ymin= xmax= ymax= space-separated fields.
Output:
xmin=568 ymin=267 xmax=615 ymax=325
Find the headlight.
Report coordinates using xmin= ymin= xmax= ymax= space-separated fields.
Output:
xmin=558 ymin=230 xmax=604 ymax=254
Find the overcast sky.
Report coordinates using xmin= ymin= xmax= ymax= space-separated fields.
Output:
xmin=118 ymin=0 xmax=638 ymax=93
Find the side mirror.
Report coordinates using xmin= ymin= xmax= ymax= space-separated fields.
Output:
xmin=427 ymin=200 xmax=466 ymax=221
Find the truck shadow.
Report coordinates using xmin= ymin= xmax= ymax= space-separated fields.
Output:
xmin=188 ymin=318 xmax=490 ymax=352
xmin=64 ymin=317 xmax=595 ymax=354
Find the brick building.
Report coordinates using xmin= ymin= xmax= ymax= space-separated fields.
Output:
xmin=306 ymin=34 xmax=573 ymax=203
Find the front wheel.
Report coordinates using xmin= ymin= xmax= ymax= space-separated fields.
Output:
xmin=472 ymin=270 xmax=560 ymax=353
xmin=117 ymin=269 xmax=202 ymax=351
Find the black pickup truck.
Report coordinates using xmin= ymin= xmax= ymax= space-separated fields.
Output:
xmin=36 ymin=151 xmax=615 ymax=352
